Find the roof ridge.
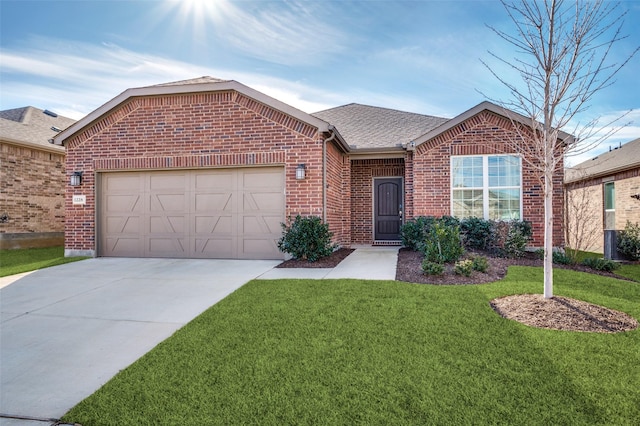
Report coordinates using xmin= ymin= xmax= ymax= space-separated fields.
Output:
xmin=313 ymin=103 xmax=447 ymax=120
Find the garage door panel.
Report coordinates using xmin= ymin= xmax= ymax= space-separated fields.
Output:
xmin=241 ymin=215 xmax=281 ymax=234
xmin=105 ymin=237 xmax=141 ymax=257
xmin=104 ymin=174 xmax=143 ymax=191
xmin=195 ymin=172 xmax=234 ymax=188
xmin=242 ymin=169 xmax=282 ymax=187
xmin=245 ymin=192 xmax=284 ymax=211
xmin=148 ymin=237 xmax=186 ymax=257
xmin=194 ymin=215 xmax=232 ymax=234
xmin=100 ymin=167 xmax=284 ymax=259
xmin=194 ymin=238 xmax=235 ymax=258
xmin=240 ymin=239 xmax=279 ymax=259
xmin=150 ymin=173 xmax=186 ymax=189
xmin=149 ymin=216 xmax=185 ymax=233
xmin=194 ymin=193 xmax=232 ymax=211
xmin=106 ymin=216 xmax=140 ymax=234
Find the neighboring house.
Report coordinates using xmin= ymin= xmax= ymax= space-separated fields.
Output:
xmin=53 ymin=77 xmax=565 ymax=259
xmin=565 ymin=138 xmax=640 ymax=254
xmin=0 ymin=107 xmax=76 ymax=249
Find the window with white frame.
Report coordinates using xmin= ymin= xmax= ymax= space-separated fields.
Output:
xmin=451 ymin=155 xmax=522 ymax=220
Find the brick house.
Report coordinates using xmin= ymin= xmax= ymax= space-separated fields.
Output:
xmin=0 ymin=107 xmax=76 ymax=249
xmin=565 ymin=138 xmax=640 ymax=254
xmin=54 ymin=77 xmax=564 ymax=259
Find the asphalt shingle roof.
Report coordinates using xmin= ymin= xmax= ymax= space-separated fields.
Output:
xmin=565 ymin=137 xmax=640 ymax=183
xmin=0 ymin=106 xmax=75 ymax=151
xmin=313 ymin=103 xmax=448 ymax=150
xmin=151 ymin=76 xmax=229 ymax=87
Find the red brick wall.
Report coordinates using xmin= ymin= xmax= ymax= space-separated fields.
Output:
xmin=0 ymin=142 xmax=65 ymax=235
xmin=64 ymin=91 xmax=339 ymax=254
xmin=410 ymin=110 xmax=563 ymax=247
xmin=325 ymin=140 xmax=351 ymax=246
xmin=350 ymin=158 xmax=405 ymax=245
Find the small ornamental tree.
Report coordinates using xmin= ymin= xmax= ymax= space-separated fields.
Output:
xmin=484 ymin=0 xmax=638 ymax=298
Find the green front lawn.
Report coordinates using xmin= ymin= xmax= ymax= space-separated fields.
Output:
xmin=0 ymin=246 xmax=88 ymax=277
xmin=63 ymin=267 xmax=639 ymax=425
xmin=617 ymin=264 xmax=640 ymax=282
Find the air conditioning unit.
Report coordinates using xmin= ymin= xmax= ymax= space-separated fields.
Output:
xmin=604 ymin=230 xmax=627 ymax=261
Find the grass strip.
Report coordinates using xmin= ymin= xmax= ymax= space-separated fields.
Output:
xmin=64 ymin=267 xmax=640 ymax=425
xmin=0 ymin=246 xmax=88 ymax=277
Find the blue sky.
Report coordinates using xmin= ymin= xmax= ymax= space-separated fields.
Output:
xmin=1 ymin=0 xmax=638 ymax=165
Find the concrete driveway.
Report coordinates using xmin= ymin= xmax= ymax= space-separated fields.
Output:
xmin=0 ymin=257 xmax=280 ymax=424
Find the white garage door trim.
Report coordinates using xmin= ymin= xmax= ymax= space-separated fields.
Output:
xmin=98 ymin=167 xmax=285 ymax=259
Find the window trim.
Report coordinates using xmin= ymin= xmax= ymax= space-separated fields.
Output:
xmin=450 ymin=154 xmax=523 ymax=220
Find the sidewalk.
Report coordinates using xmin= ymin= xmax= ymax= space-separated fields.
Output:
xmin=258 ymin=246 xmax=399 ymax=280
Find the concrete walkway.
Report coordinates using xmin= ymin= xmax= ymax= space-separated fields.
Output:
xmin=258 ymin=246 xmax=399 ymax=280
xmin=0 ymin=247 xmax=398 ymax=425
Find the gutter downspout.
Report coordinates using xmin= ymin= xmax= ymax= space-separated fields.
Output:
xmin=323 ymin=127 xmax=337 ymax=224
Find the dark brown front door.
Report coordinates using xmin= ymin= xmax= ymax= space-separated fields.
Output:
xmin=374 ymin=178 xmax=403 ymax=241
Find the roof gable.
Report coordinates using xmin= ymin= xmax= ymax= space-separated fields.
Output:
xmin=411 ymin=101 xmax=572 ymax=150
xmin=54 ymin=77 xmax=338 ymax=147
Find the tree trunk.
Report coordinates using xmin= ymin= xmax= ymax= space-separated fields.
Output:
xmin=544 ymin=172 xmax=554 ymax=299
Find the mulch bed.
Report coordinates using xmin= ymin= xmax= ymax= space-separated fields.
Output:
xmin=394 ymin=248 xmax=628 ymax=285
xmin=275 ymin=248 xmax=355 ymax=268
xmin=491 ymin=294 xmax=638 ymax=333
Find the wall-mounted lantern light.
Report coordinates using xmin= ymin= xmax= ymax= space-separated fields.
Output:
xmin=70 ymin=171 xmax=83 ymax=186
xmin=296 ymin=164 xmax=306 ymax=180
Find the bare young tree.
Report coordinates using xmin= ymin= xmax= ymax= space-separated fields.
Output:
xmin=483 ymin=0 xmax=638 ymax=298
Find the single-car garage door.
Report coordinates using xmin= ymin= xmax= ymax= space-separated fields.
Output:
xmin=99 ymin=167 xmax=284 ymax=259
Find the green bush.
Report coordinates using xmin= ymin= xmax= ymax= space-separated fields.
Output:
xmin=422 ymin=259 xmax=444 ymax=275
xmin=454 ymin=259 xmax=474 ymax=276
xmin=423 ymin=220 xmax=465 ymax=264
xmin=618 ymin=221 xmax=640 ymax=260
xmin=400 ymin=216 xmax=436 ymax=251
xmin=471 ymin=256 xmax=489 ymax=273
xmin=552 ymin=250 xmax=573 ymax=265
xmin=581 ymin=257 xmax=620 ymax=272
xmin=440 ymin=215 xmax=461 ymax=229
xmin=493 ymin=220 xmax=531 ymax=258
xmin=460 ymin=217 xmax=495 ymax=250
xmin=277 ymin=215 xmax=336 ymax=262
xmin=503 ymin=225 xmax=528 ymax=258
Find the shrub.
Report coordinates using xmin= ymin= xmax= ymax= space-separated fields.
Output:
xmin=552 ymin=250 xmax=573 ymax=265
xmin=471 ymin=256 xmax=489 ymax=273
xmin=400 ymin=216 xmax=436 ymax=251
xmin=277 ymin=215 xmax=336 ymax=262
xmin=454 ymin=259 xmax=474 ymax=276
xmin=581 ymin=257 xmax=620 ymax=272
xmin=618 ymin=221 xmax=640 ymax=260
xmin=503 ymin=225 xmax=528 ymax=258
xmin=460 ymin=217 xmax=495 ymax=250
xmin=422 ymin=260 xmax=444 ymax=275
xmin=493 ymin=220 xmax=532 ymax=258
xmin=423 ymin=220 xmax=465 ymax=264
xmin=440 ymin=215 xmax=461 ymax=229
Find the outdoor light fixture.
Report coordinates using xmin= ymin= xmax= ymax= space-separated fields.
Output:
xmin=70 ymin=172 xmax=83 ymax=186
xmin=296 ymin=164 xmax=306 ymax=180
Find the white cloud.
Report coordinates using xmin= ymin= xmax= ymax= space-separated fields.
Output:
xmin=565 ymin=109 xmax=640 ymax=166
xmin=0 ymin=37 xmax=351 ymax=118
xmin=154 ymin=0 xmax=348 ymax=66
